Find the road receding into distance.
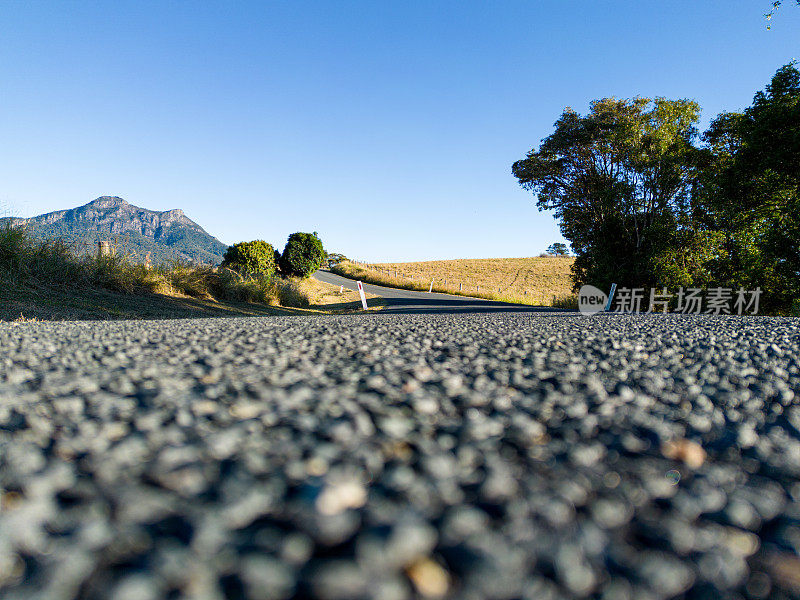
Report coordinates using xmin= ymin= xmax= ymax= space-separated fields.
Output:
xmin=313 ymin=269 xmax=560 ymax=314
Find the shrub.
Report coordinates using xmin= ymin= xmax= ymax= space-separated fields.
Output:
xmin=0 ymin=225 xmax=28 ymax=272
xmin=279 ymin=232 xmax=325 ymax=278
xmin=221 ymin=240 xmax=276 ymax=280
xmin=209 ymin=268 xmax=279 ymax=305
xmin=276 ymin=279 xmax=310 ymax=308
xmin=2 ymin=225 xmax=94 ymax=286
xmin=90 ymin=254 xmax=141 ymax=293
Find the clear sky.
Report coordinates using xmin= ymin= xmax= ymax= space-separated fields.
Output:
xmin=1 ymin=1 xmax=798 ymax=261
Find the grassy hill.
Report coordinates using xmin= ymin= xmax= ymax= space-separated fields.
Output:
xmin=332 ymin=256 xmax=576 ymax=306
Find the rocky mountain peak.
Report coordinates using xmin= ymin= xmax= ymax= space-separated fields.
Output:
xmin=88 ymin=196 xmax=128 ymax=209
xmin=0 ymin=196 xmax=227 ymax=264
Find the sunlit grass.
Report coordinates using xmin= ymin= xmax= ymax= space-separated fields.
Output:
xmin=332 ymin=257 xmax=575 ymax=307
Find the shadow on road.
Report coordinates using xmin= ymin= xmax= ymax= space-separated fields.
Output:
xmin=309 ymin=299 xmax=386 ymax=313
xmin=374 ymin=297 xmax=572 ymax=315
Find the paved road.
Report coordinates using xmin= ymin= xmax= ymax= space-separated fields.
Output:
xmin=1 ymin=313 xmax=799 ymax=599
xmin=313 ymin=270 xmax=558 ymax=314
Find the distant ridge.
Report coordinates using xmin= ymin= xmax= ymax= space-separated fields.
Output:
xmin=0 ymin=196 xmax=227 ymax=265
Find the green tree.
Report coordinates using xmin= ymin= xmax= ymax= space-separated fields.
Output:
xmin=702 ymin=64 xmax=800 ymax=311
xmin=512 ymin=97 xmax=706 ymax=290
xmin=325 ymin=252 xmax=348 ymax=267
xmin=279 ymin=232 xmax=325 ymax=277
xmin=221 ymin=240 xmax=276 ymax=279
xmin=546 ymin=243 xmax=569 ymax=256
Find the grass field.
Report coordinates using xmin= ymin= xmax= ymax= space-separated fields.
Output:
xmin=332 ymin=257 xmax=577 ymax=306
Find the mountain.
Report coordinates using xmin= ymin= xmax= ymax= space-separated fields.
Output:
xmin=0 ymin=196 xmax=227 ymax=265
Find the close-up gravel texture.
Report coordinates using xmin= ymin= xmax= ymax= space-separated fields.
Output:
xmin=1 ymin=313 xmax=800 ymax=600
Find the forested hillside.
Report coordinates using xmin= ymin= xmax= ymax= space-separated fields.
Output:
xmin=0 ymin=196 xmax=227 ymax=265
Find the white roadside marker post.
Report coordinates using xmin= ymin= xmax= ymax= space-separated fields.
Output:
xmin=357 ymin=281 xmax=368 ymax=310
xmin=339 ymin=285 xmax=343 ymax=294
xmin=429 ymin=279 xmax=434 ymax=293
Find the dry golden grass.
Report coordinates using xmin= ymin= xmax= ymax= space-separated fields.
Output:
xmin=333 ymin=257 xmax=576 ymax=306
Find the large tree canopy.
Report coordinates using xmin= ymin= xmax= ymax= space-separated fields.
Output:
xmin=512 ymin=97 xmax=705 ymax=290
xmin=702 ymin=63 xmax=800 ymax=309
xmin=514 ymin=64 xmax=800 ymax=313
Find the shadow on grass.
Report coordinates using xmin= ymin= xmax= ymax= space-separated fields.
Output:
xmin=0 ymin=280 xmax=305 ymax=322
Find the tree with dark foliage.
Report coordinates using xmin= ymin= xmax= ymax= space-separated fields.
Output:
xmin=513 ymin=64 xmax=800 ymax=313
xmin=513 ymin=97 xmax=705 ymax=291
xmin=546 ymin=243 xmax=569 ymax=256
xmin=279 ymin=232 xmax=325 ymax=278
xmin=702 ymin=64 xmax=800 ymax=311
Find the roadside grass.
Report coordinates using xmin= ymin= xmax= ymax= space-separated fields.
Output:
xmin=0 ymin=280 xmax=288 ymax=322
xmin=297 ymin=276 xmax=382 ymax=311
xmin=332 ymin=257 xmax=577 ymax=307
xmin=0 ymin=225 xmax=317 ymax=320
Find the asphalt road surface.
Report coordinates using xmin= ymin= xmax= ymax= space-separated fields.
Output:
xmin=312 ymin=270 xmax=556 ymax=314
xmin=1 ymin=312 xmax=800 ymax=599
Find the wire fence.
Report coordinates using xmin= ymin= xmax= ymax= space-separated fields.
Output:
xmin=344 ymin=260 xmax=569 ymax=305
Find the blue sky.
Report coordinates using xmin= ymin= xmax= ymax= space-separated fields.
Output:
xmin=1 ymin=1 xmax=798 ymax=261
